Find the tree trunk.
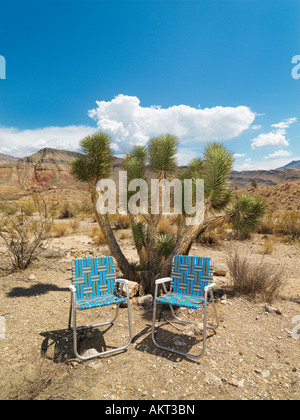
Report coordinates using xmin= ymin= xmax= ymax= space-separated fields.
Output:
xmin=157 ymin=212 xmax=230 ymax=279
xmin=90 ymin=187 xmax=136 ymax=281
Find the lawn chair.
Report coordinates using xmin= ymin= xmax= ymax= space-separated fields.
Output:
xmin=68 ymin=256 xmax=132 ymax=361
xmin=152 ymin=255 xmax=219 ymax=359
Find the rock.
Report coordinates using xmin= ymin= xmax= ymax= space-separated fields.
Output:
xmin=214 ymin=266 xmax=227 ymax=276
xmin=28 ymin=274 xmax=36 ymax=281
xmin=262 ymin=370 xmax=270 ymax=378
xmin=137 ymin=294 xmax=153 ymax=307
xmin=41 ymin=246 xmax=63 ymax=258
xmin=121 ymin=280 xmax=139 ymax=299
xmin=81 ymin=348 xmax=99 ymax=358
xmin=220 ymin=294 xmax=227 ymax=305
xmin=228 ymin=377 xmax=244 ymax=387
xmin=173 ymin=336 xmax=186 ymax=347
xmin=265 ymin=303 xmax=282 ymax=315
xmin=204 ymin=372 xmax=222 ymax=386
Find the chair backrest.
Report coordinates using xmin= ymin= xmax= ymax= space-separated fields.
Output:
xmin=171 ymin=255 xmax=214 ymax=298
xmin=72 ymin=256 xmax=117 ymax=301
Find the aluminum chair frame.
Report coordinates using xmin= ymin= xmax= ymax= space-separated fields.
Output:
xmin=152 ymin=256 xmax=219 ymax=360
xmin=68 ymin=258 xmax=132 ymax=361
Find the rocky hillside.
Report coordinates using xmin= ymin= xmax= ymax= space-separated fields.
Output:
xmin=236 ymin=180 xmax=300 ymax=212
xmin=0 ymin=153 xmax=18 ymax=164
xmin=230 ymin=168 xmax=300 ymax=189
xmin=0 ymin=148 xmax=82 ymax=195
xmin=0 ymin=148 xmax=125 ymax=197
xmin=1 ymin=147 xmax=300 ymax=202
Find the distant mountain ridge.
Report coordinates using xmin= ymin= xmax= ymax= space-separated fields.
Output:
xmin=279 ymin=160 xmax=300 ymax=169
xmin=0 ymin=152 xmax=19 ymax=164
xmin=0 ymin=147 xmax=123 ymax=196
xmin=0 ymin=147 xmax=300 ymax=196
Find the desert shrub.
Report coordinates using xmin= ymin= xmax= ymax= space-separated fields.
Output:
xmin=197 ymin=230 xmax=220 ymax=247
xmin=58 ymin=202 xmax=75 ymax=219
xmin=51 ymin=222 xmax=70 ymax=238
xmin=259 ymin=238 xmax=275 ymax=255
xmin=256 ymin=211 xmax=276 ymax=235
xmin=157 ymin=217 xmax=176 ymax=235
xmin=69 ymin=218 xmax=80 ymax=232
xmin=275 ymin=211 xmax=300 ymax=240
xmin=2 ymin=358 xmax=56 ymax=400
xmin=114 ymin=214 xmax=131 ymax=229
xmin=0 ymin=196 xmax=52 ymax=270
xmin=120 ymin=231 xmax=130 ymax=239
xmin=74 ymin=199 xmax=93 ymax=215
xmin=226 ymin=247 xmax=285 ymax=303
xmin=89 ymin=226 xmax=106 ymax=244
xmin=0 ymin=201 xmax=18 ymax=215
xmin=47 ymin=201 xmax=60 ymax=218
xmin=19 ymin=201 xmax=36 ymax=216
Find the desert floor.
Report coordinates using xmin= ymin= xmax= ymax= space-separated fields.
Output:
xmin=0 ymin=221 xmax=299 ymax=400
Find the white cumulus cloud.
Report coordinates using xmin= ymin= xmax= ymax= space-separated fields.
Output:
xmin=0 ymin=125 xmax=96 ymax=157
xmin=264 ymin=149 xmax=292 ymax=159
xmin=88 ymin=94 xmax=255 ymax=151
xmin=251 ymin=117 xmax=297 ymax=149
xmin=271 ymin=117 xmax=297 ymax=129
xmin=251 ymin=131 xmax=290 ymax=149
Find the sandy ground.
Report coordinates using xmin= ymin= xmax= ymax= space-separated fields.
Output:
xmin=0 ymin=223 xmax=299 ymax=400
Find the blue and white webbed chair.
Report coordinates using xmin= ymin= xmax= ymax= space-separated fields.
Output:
xmin=152 ymin=255 xmax=219 ymax=359
xmin=68 ymin=256 xmax=132 ymax=361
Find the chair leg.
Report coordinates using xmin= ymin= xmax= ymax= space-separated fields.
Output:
xmin=152 ymin=299 xmax=209 ymax=359
xmin=152 ymin=288 xmax=218 ymax=359
xmin=207 ymin=290 xmax=220 ymax=330
xmin=70 ymin=296 xmax=132 ymax=361
xmin=169 ymin=290 xmax=219 ymax=331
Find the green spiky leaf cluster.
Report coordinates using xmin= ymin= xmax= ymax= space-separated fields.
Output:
xmin=148 ymin=134 xmax=179 ymax=180
xmin=155 ymin=233 xmax=176 ymax=257
xmin=70 ymin=132 xmax=114 ymax=185
xmin=227 ymin=194 xmax=267 ymax=236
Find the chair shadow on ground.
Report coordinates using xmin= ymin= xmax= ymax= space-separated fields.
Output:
xmin=133 ymin=304 xmax=217 ymax=365
xmin=7 ymin=283 xmax=69 ymax=298
xmin=40 ymin=324 xmax=128 ymax=363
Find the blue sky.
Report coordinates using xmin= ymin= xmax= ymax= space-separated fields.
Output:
xmin=0 ymin=0 xmax=299 ymax=170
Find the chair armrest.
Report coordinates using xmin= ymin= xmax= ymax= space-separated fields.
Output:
xmin=155 ymin=277 xmax=172 ymax=285
xmin=69 ymin=285 xmax=76 ymax=293
xmin=205 ymin=282 xmax=216 ymax=292
xmin=116 ymin=278 xmax=129 ymax=285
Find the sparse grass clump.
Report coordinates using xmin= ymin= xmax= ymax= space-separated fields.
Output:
xmin=226 ymin=247 xmax=285 ymax=303
xmin=275 ymin=210 xmax=300 ymax=240
xmin=89 ymin=226 xmax=106 ymax=245
xmin=157 ymin=217 xmax=176 ymax=235
xmin=259 ymin=238 xmax=275 ymax=255
xmin=2 ymin=358 xmax=57 ymax=400
xmin=58 ymin=202 xmax=75 ymax=219
xmin=51 ymin=222 xmax=70 ymax=238
xmin=114 ymin=214 xmax=131 ymax=229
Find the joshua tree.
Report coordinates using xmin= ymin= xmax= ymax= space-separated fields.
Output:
xmin=71 ymin=132 xmax=266 ymax=294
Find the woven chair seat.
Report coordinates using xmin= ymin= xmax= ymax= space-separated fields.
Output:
xmin=75 ymin=294 xmax=127 ymax=310
xmin=156 ymin=292 xmax=204 ymax=309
